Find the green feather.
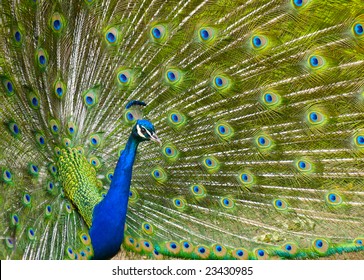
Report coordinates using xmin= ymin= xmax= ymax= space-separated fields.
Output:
xmin=1 ymin=0 xmax=364 ymax=260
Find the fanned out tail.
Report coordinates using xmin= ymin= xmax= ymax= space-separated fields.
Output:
xmin=1 ymin=0 xmax=364 ymax=260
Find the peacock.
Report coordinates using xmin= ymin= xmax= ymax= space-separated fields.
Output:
xmin=1 ymin=0 xmax=364 ymax=261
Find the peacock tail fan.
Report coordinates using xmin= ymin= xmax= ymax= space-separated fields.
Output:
xmin=1 ymin=0 xmax=364 ymax=260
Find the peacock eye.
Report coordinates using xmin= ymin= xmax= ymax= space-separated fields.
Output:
xmin=141 ymin=127 xmax=146 ymax=133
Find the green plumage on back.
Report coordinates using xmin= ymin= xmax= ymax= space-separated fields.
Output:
xmin=1 ymin=0 xmax=364 ymax=260
xmin=58 ymin=148 xmax=102 ymax=227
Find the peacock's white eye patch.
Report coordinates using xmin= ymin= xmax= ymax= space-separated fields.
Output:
xmin=136 ymin=125 xmax=148 ymax=138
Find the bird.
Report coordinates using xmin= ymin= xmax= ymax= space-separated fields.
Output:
xmin=1 ymin=0 xmax=364 ymax=260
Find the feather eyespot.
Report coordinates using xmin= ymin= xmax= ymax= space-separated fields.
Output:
xmin=49 ymin=119 xmax=60 ymax=135
xmin=2 ymin=78 xmax=15 ymax=96
xmin=190 ymin=184 xmax=206 ymax=197
xmin=313 ymin=238 xmax=329 ymax=254
xmin=54 ymin=80 xmax=66 ymax=99
xmin=85 ymin=94 xmax=95 ymax=106
xmin=162 ymin=143 xmax=179 ymax=161
xmin=255 ymin=249 xmax=268 ymax=260
xmin=273 ymin=199 xmax=288 ymax=211
xmin=5 ymin=238 xmax=14 ymax=249
xmin=36 ymin=48 xmax=48 ymax=69
xmin=65 ymin=203 xmax=72 ymax=214
xmin=90 ymin=134 xmax=101 ymax=148
xmin=14 ymin=30 xmax=22 ymax=43
xmin=355 ymin=134 xmax=364 ymax=147
xmin=2 ymin=169 xmax=13 ymax=183
xmin=45 ymin=205 xmax=52 ymax=217
xmin=35 ymin=132 xmax=46 ymax=148
xmin=119 ymin=73 xmax=128 ymax=83
xmin=142 ymin=222 xmax=154 ymax=235
xmin=106 ymin=171 xmax=114 ymax=182
xmin=232 ymin=248 xmax=249 ymax=260
xmin=141 ymin=240 xmax=154 ymax=252
xmin=0 ymin=75 xmax=15 ymax=96
xmin=8 ymin=122 xmax=20 ymax=137
xmin=11 ymin=213 xmax=19 ymax=227
xmin=251 ymin=35 xmax=268 ymax=49
xmin=152 ymin=27 xmax=161 ymax=38
xmin=51 ymin=13 xmax=65 ymax=33
xmin=63 ymin=138 xmax=72 ymax=148
xmin=354 ymin=238 xmax=364 ymax=246
xmin=238 ymin=171 xmax=255 ymax=186
xmin=173 ymin=198 xmax=187 ymax=210
xmin=29 ymin=163 xmax=39 ymax=177
xmin=83 ymin=88 xmax=99 ymax=108
xmin=181 ymin=240 xmax=194 ymax=253
xmin=255 ymin=134 xmax=273 ymax=149
xmin=67 ymin=121 xmax=77 ymax=136
xmin=307 ymin=111 xmax=326 ymax=125
xmin=127 ymin=112 xmax=134 ymax=121
xmin=85 ymin=0 xmax=96 ymax=5
xmin=150 ymin=24 xmax=167 ymax=41
xmin=166 ymin=241 xmax=181 ymax=254
xmin=212 ymin=244 xmax=227 ymax=258
xmin=128 ymin=188 xmax=139 ymax=203
xmin=27 ymin=92 xmax=41 ymax=110
xmin=165 ymin=69 xmax=182 ymax=84
xmin=325 ymin=192 xmax=343 ymax=206
xmin=80 ymin=233 xmax=91 ymax=245
xmin=66 ymin=246 xmax=76 ymax=259
xmin=167 ymin=71 xmax=175 ymax=81
xmin=282 ymin=243 xmax=298 ymax=255
xmin=123 ymin=110 xmax=136 ymax=125
xmin=215 ymin=122 xmax=234 ymax=140
xmin=167 ymin=111 xmax=186 ymax=128
xmin=212 ymin=75 xmax=230 ymax=90
xmin=53 ymin=20 xmax=61 ymax=30
xmin=308 ymin=55 xmax=324 ymax=69
xmin=54 ymin=146 xmax=61 ymax=156
xmin=105 ymin=27 xmax=119 ymax=44
xmin=296 ymin=159 xmax=313 ymax=172
xmin=200 ymin=29 xmax=209 ymax=40
xmin=117 ymin=69 xmax=133 ymax=86
xmin=89 ymin=156 xmax=101 ymax=168
xmin=220 ymin=197 xmax=234 ymax=209
xmin=27 ymin=228 xmax=36 ymax=241
xmin=151 ymin=167 xmax=167 ymax=182
xmin=292 ymin=0 xmax=309 ymax=8
xmin=46 ymin=181 xmax=55 ymax=193
xmin=195 ymin=245 xmax=210 ymax=259
xmin=23 ymin=193 xmax=31 ymax=206
xmin=198 ymin=27 xmax=215 ymax=42
xmin=48 ymin=164 xmax=57 ymax=176
xmin=354 ymin=23 xmax=363 ymax=36
xmin=7 ymin=81 xmax=13 ymax=92
xmin=202 ymin=156 xmax=220 ymax=173
xmin=261 ymin=91 xmax=281 ymax=108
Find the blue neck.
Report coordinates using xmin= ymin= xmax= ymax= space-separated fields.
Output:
xmin=89 ymin=134 xmax=140 ymax=259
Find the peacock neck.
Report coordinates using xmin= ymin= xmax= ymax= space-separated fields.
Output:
xmin=89 ymin=134 xmax=140 ymax=259
xmin=112 ymin=134 xmax=140 ymax=186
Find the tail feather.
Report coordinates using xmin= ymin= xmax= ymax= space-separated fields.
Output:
xmin=1 ymin=0 xmax=364 ymax=260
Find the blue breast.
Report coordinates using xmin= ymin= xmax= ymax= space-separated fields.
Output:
xmin=89 ymin=136 xmax=139 ymax=259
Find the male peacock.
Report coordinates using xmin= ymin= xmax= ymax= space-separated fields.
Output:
xmin=1 ymin=0 xmax=364 ymax=260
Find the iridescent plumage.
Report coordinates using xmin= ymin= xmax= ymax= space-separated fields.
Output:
xmin=1 ymin=0 xmax=364 ymax=260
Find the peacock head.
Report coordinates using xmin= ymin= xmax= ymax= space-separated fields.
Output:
xmin=133 ymin=119 xmax=161 ymax=145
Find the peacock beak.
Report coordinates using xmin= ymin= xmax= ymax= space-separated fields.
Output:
xmin=150 ymin=133 xmax=162 ymax=146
